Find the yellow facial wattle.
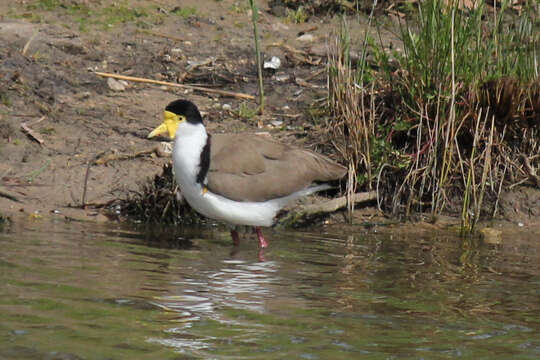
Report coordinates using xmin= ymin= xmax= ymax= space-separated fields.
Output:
xmin=147 ymin=111 xmax=184 ymax=139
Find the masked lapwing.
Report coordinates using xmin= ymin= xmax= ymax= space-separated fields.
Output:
xmin=148 ymin=99 xmax=347 ymax=249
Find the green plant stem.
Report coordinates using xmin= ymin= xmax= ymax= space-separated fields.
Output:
xmin=248 ymin=0 xmax=264 ymax=114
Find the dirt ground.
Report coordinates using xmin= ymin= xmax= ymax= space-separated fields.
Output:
xmin=1 ymin=0 xmax=538 ymax=238
xmin=0 ymin=0 xmax=387 ymax=217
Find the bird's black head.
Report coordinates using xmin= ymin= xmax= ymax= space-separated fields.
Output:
xmin=165 ymin=99 xmax=204 ymax=125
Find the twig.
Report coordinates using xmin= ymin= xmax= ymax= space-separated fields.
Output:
xmin=377 ymin=163 xmax=392 ymax=212
xmin=299 ymin=191 xmax=377 ymax=215
xmin=67 ymin=199 xmax=118 ymax=210
xmin=186 ymin=57 xmax=216 ymax=72
xmin=267 ymin=42 xmax=321 ymax=65
xmin=268 ymin=42 xmax=308 ymax=55
xmin=304 ymin=68 xmax=326 ymax=82
xmin=94 ymin=72 xmax=255 ymax=100
xmin=492 ymin=161 xmax=508 ymax=217
xmin=82 ymin=160 xmax=92 ymax=209
xmin=0 ymin=187 xmax=21 ymax=202
xmin=520 ymin=154 xmax=540 ymax=187
xmin=20 ymin=117 xmax=46 ymax=145
xmin=295 ymin=77 xmax=324 ymax=89
xmin=268 ymin=112 xmax=302 ymax=118
xmin=136 ymin=29 xmax=185 ymax=42
xmin=93 ymin=146 xmax=169 ymax=165
xmin=22 ymin=30 xmax=39 ymax=56
xmin=278 ymin=191 xmax=377 ymax=226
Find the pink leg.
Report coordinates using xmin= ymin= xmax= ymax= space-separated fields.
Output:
xmin=255 ymin=227 xmax=268 ymax=249
xmin=258 ymin=248 xmax=266 ymax=262
xmin=231 ymin=229 xmax=240 ymax=246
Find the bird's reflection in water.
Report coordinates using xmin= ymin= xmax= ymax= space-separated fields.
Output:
xmin=148 ymin=255 xmax=279 ymax=352
xmin=230 ymin=243 xmax=267 ymax=262
xmin=152 ymin=257 xmax=279 ymax=323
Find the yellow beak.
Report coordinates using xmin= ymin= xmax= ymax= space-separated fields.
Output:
xmin=148 ymin=111 xmax=182 ymax=139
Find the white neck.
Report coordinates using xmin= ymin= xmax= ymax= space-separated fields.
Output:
xmin=172 ymin=121 xmax=208 ymax=188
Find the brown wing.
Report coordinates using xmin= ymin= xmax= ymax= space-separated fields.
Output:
xmin=207 ymin=134 xmax=347 ymax=202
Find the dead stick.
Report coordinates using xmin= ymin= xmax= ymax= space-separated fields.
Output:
xmin=21 ymin=122 xmax=44 ymax=145
xmin=94 ymin=72 xmax=255 ymax=100
xmin=277 ymin=191 xmax=377 ymax=226
xmin=93 ymin=147 xmax=164 ymax=165
xmin=267 ymin=42 xmax=308 ymax=55
xmin=520 ymin=154 xmax=540 ymax=187
xmin=82 ymin=160 xmax=91 ymax=209
xmin=31 ymin=116 xmax=46 ymax=126
xmin=304 ymin=68 xmax=326 ymax=82
xmin=136 ymin=29 xmax=185 ymax=42
xmin=22 ymin=30 xmax=39 ymax=56
xmin=299 ymin=191 xmax=377 ymax=216
xmin=0 ymin=188 xmax=21 ymax=203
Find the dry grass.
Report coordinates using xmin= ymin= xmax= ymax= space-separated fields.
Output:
xmin=327 ymin=0 xmax=539 ymax=231
xmin=120 ymin=163 xmax=204 ymax=225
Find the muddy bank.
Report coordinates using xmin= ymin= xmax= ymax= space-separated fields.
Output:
xmin=0 ymin=0 xmax=394 ymax=219
xmin=0 ymin=1 xmax=538 ymax=237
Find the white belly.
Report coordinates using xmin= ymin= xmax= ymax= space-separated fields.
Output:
xmin=174 ymin=164 xmax=280 ymax=227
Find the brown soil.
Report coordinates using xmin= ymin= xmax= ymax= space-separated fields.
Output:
xmin=1 ymin=1 xmax=538 ymax=237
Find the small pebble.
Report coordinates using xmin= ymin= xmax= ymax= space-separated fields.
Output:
xmin=274 ymin=73 xmax=290 ymax=82
xmin=263 ymin=56 xmax=281 ymax=70
xmin=107 ymin=78 xmax=126 ymax=91
xmin=297 ymin=34 xmax=315 ymax=42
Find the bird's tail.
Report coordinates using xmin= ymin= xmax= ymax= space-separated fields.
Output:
xmin=273 ymin=183 xmax=333 ymax=207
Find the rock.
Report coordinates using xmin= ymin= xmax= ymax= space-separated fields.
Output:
xmin=480 ymin=227 xmax=502 ymax=244
xmin=297 ymin=33 xmax=315 ymax=42
xmin=263 ymin=56 xmax=281 ymax=70
xmin=274 ymin=73 xmax=290 ymax=82
xmin=107 ymin=77 xmax=126 ymax=91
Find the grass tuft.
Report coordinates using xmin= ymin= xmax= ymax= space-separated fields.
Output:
xmin=327 ymin=0 xmax=539 ymax=231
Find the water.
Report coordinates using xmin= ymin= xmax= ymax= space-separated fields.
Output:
xmin=1 ymin=218 xmax=539 ymax=359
